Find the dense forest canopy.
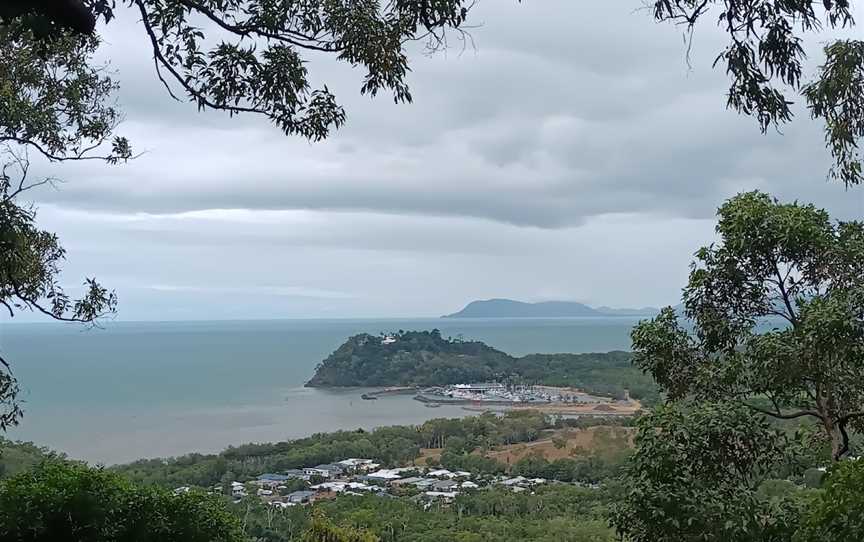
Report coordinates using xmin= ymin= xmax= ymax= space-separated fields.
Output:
xmin=306 ymin=330 xmax=657 ymax=403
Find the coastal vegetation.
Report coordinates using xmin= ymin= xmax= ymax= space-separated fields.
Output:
xmin=306 ymin=330 xmax=658 ymax=404
xmin=614 ymin=193 xmax=864 ymax=541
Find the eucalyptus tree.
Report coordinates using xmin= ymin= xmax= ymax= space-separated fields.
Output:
xmin=2 ymin=0 xmax=478 ymax=141
xmin=652 ymin=1 xmax=864 ymax=186
xmin=796 ymin=458 xmax=864 ymax=541
xmin=632 ymin=191 xmax=864 ymax=460
xmin=0 ymin=22 xmax=122 ymax=430
xmin=0 ymin=461 xmax=246 ymax=541
xmin=610 ymin=402 xmax=804 ymax=542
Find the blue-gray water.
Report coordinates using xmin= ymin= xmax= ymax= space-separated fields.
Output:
xmin=0 ymin=318 xmax=639 ymax=464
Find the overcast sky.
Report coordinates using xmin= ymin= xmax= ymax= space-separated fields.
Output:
xmin=11 ymin=1 xmax=864 ymax=321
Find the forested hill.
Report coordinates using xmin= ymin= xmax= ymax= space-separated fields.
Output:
xmin=305 ymin=330 xmax=513 ymax=388
xmin=305 ymin=330 xmax=657 ymax=403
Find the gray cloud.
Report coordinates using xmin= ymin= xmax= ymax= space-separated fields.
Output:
xmin=10 ymin=1 xmax=864 ymax=320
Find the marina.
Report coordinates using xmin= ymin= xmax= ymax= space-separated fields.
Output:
xmin=410 ymin=382 xmax=642 ymax=417
xmin=414 ymin=382 xmax=620 ymax=405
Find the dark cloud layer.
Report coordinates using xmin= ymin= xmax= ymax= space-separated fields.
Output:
xmin=13 ymin=1 xmax=864 ymax=319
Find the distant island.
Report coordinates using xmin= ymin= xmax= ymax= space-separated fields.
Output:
xmin=305 ymin=330 xmax=658 ymax=404
xmin=443 ymin=298 xmax=661 ymax=318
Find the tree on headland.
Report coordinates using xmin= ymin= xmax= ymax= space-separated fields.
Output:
xmin=632 ymin=191 xmax=864 ymax=461
xmin=650 ymin=1 xmax=864 ymax=186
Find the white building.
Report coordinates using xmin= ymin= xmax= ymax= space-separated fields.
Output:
xmin=365 ymin=468 xmax=404 ymax=480
xmin=424 ymin=491 xmax=459 ymax=500
xmin=428 ymin=469 xmax=455 ymax=479
xmin=231 ymin=481 xmax=247 ymax=498
xmin=337 ymin=458 xmax=379 ymax=472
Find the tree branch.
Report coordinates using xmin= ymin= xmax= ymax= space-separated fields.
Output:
xmin=134 ymin=1 xmax=273 ymax=117
xmin=741 ymin=401 xmax=821 ymax=420
xmin=0 ymin=300 xmax=13 ymax=319
xmin=0 ymin=137 xmax=121 ymax=163
xmin=11 ymin=285 xmax=99 ymax=324
xmin=835 ymin=421 xmax=850 ymax=460
xmin=837 ymin=411 xmax=864 ymax=425
xmin=771 ymin=254 xmax=799 ymax=326
xmin=171 ymin=0 xmax=342 ymax=53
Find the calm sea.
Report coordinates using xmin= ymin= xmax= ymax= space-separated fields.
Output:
xmin=0 ymin=318 xmax=639 ymax=464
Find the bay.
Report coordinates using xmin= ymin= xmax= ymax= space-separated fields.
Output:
xmin=0 ymin=317 xmax=639 ymax=464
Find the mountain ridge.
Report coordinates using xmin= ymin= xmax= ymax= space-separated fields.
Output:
xmin=443 ymin=298 xmax=661 ymax=318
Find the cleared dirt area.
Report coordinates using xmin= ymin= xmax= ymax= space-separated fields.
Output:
xmin=459 ymin=400 xmax=643 ymax=417
xmin=415 ymin=426 xmax=635 ymax=467
xmin=481 ymin=426 xmax=635 ymax=465
xmin=416 ymin=447 xmax=444 ymax=466
xmin=507 ymin=401 xmax=642 ymax=416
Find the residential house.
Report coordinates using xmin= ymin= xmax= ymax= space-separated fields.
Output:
xmin=304 ymin=463 xmax=345 ymax=479
xmin=336 ymin=458 xmax=379 ymax=473
xmin=432 ymin=479 xmax=459 ymax=492
xmin=424 ymin=491 xmax=459 ymax=501
xmin=500 ymin=476 xmax=528 ymax=487
xmin=389 ymin=476 xmax=425 ymax=487
xmin=412 ymin=479 xmax=437 ymax=490
xmin=428 ymin=469 xmax=455 ymax=479
xmin=286 ymin=490 xmax=316 ymax=504
xmin=255 ymin=473 xmax=293 ymax=488
xmin=364 ymin=468 xmax=404 ymax=481
xmin=230 ymin=482 xmax=247 ymax=498
xmin=283 ymin=469 xmax=311 ymax=481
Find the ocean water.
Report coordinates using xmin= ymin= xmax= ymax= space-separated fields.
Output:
xmin=0 ymin=318 xmax=639 ymax=464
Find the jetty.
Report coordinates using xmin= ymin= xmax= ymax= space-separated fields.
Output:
xmin=360 ymin=386 xmax=417 ymax=400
